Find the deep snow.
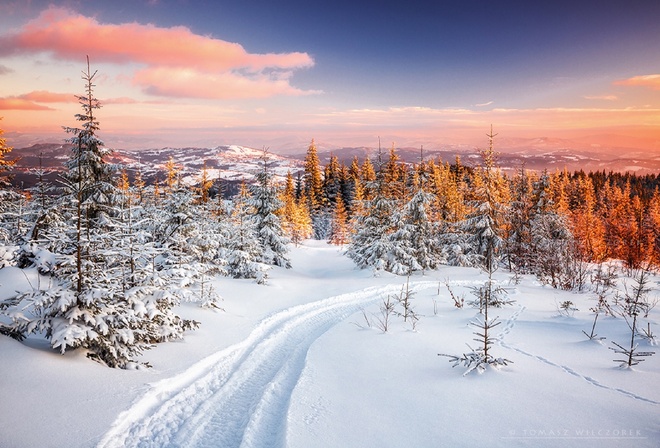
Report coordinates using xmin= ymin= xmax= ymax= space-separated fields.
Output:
xmin=1 ymin=241 xmax=659 ymax=448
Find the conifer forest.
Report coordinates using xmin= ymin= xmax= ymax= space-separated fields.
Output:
xmin=1 ymin=63 xmax=660 ymax=370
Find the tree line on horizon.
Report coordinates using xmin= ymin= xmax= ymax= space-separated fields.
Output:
xmin=1 ymin=61 xmax=660 ymax=368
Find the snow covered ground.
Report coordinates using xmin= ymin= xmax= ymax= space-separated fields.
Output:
xmin=1 ymin=241 xmax=659 ymax=448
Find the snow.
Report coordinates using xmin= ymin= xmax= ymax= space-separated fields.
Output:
xmin=1 ymin=241 xmax=659 ymax=448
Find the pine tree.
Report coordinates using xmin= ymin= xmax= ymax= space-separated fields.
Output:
xmin=323 ymin=154 xmax=342 ymax=207
xmin=570 ymin=176 xmax=606 ymax=262
xmin=347 ymin=146 xmax=397 ymax=273
xmin=225 ymin=182 xmax=269 ymax=283
xmin=280 ymin=171 xmax=312 ymax=245
xmin=361 ymin=157 xmax=376 ymax=201
xmin=328 ymin=193 xmax=350 ymax=245
xmin=133 ymin=157 xmax=146 ymax=205
xmin=528 ymin=171 xmax=575 ymax=289
xmin=383 ymin=143 xmax=404 ymax=200
xmin=249 ymin=149 xmax=291 ymax=268
xmin=0 ymin=121 xmax=24 ymax=247
xmin=458 ymin=127 xmax=509 ymax=270
xmin=0 ymin=117 xmax=14 ymax=188
xmin=303 ymin=139 xmax=324 ymax=213
xmin=1 ymin=58 xmax=197 ymax=368
xmin=505 ymin=165 xmax=535 ymax=273
xmin=196 ymin=161 xmax=213 ymax=204
xmin=642 ymin=188 xmax=660 ymax=266
xmin=164 ymin=156 xmax=179 ymax=194
xmin=396 ymin=186 xmax=439 ymax=271
xmin=610 ymin=270 xmax=656 ymax=367
xmin=348 ymin=157 xmax=366 ymax=221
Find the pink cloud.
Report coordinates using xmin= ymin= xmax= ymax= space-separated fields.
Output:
xmin=0 ymin=7 xmax=316 ymax=100
xmin=133 ymin=67 xmax=320 ymax=99
xmin=18 ymin=90 xmax=77 ymax=103
xmin=0 ymin=7 xmax=313 ymax=71
xmin=583 ymin=95 xmax=618 ymax=101
xmin=614 ymin=74 xmax=660 ymax=90
xmin=0 ymin=97 xmax=54 ymax=110
xmin=101 ymin=97 xmax=139 ymax=105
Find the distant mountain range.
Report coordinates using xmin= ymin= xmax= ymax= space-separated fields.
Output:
xmin=6 ymin=141 xmax=660 ymax=191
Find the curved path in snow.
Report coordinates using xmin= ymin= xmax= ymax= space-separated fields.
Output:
xmin=98 ymin=282 xmax=435 ymax=448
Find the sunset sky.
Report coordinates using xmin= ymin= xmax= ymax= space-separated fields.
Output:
xmin=0 ymin=0 xmax=659 ymax=153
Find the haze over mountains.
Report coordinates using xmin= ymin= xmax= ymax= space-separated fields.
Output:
xmin=7 ymin=134 xmax=660 ymax=191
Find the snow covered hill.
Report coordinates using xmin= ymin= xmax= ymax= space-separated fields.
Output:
xmin=8 ymin=144 xmax=304 ymax=193
xmin=1 ymin=241 xmax=659 ymax=448
xmin=8 ymin=141 xmax=660 ymax=193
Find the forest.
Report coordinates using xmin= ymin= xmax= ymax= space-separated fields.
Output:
xmin=1 ymin=63 xmax=660 ymax=369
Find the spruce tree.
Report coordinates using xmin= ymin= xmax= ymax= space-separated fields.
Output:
xmin=303 ymin=139 xmax=324 ymax=213
xmin=347 ymin=146 xmax=397 ymax=273
xmin=458 ymin=127 xmax=509 ymax=270
xmin=0 ymin=58 xmax=196 ymax=368
xmin=328 ymin=194 xmax=350 ymax=246
xmin=280 ymin=171 xmax=312 ymax=245
xmin=0 ymin=117 xmax=14 ymax=188
xmin=226 ymin=183 xmax=269 ymax=283
xmin=249 ymin=149 xmax=291 ymax=268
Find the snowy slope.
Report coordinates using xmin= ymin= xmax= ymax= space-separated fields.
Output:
xmin=0 ymin=242 xmax=659 ymax=448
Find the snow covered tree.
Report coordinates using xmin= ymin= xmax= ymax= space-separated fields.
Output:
xmin=439 ymin=267 xmax=513 ymax=375
xmin=610 ymin=270 xmax=656 ymax=367
xmin=457 ymin=128 xmax=509 ymax=270
xmin=382 ymin=144 xmax=405 ymax=200
xmin=347 ymin=147 xmax=397 ymax=273
xmin=133 ymin=158 xmax=146 ymax=205
xmin=322 ymin=154 xmax=342 ymax=207
xmin=361 ymin=157 xmax=376 ymax=201
xmin=0 ymin=59 xmax=197 ymax=368
xmin=225 ymin=182 xmax=269 ymax=283
xmin=395 ymin=186 xmax=439 ymax=271
xmin=505 ymin=165 xmax=535 ymax=273
xmin=440 ymin=131 xmax=514 ymax=374
xmin=0 ymin=124 xmax=25 ymax=248
xmin=528 ymin=171 xmax=576 ymax=289
xmin=0 ymin=117 xmax=14 ymax=188
xmin=249 ymin=149 xmax=291 ymax=268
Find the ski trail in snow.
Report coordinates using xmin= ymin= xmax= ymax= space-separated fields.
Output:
xmin=496 ymin=305 xmax=659 ymax=406
xmin=98 ymin=281 xmax=437 ymax=448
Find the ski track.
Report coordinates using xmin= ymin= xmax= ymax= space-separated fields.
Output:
xmin=497 ymin=304 xmax=660 ymax=406
xmin=97 ymin=281 xmax=437 ymax=448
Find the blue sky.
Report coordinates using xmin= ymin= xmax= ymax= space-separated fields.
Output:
xmin=1 ymin=0 xmax=659 ymax=151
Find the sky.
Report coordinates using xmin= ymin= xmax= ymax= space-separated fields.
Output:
xmin=0 ymin=0 xmax=659 ymax=153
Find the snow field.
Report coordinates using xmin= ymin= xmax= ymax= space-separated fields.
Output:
xmin=1 ymin=242 xmax=659 ymax=448
xmin=286 ymin=273 xmax=659 ymax=448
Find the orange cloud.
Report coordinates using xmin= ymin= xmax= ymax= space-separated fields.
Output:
xmin=0 ymin=97 xmax=54 ymax=110
xmin=0 ymin=6 xmax=316 ymax=100
xmin=614 ymin=74 xmax=660 ymax=90
xmin=18 ymin=90 xmax=77 ymax=103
